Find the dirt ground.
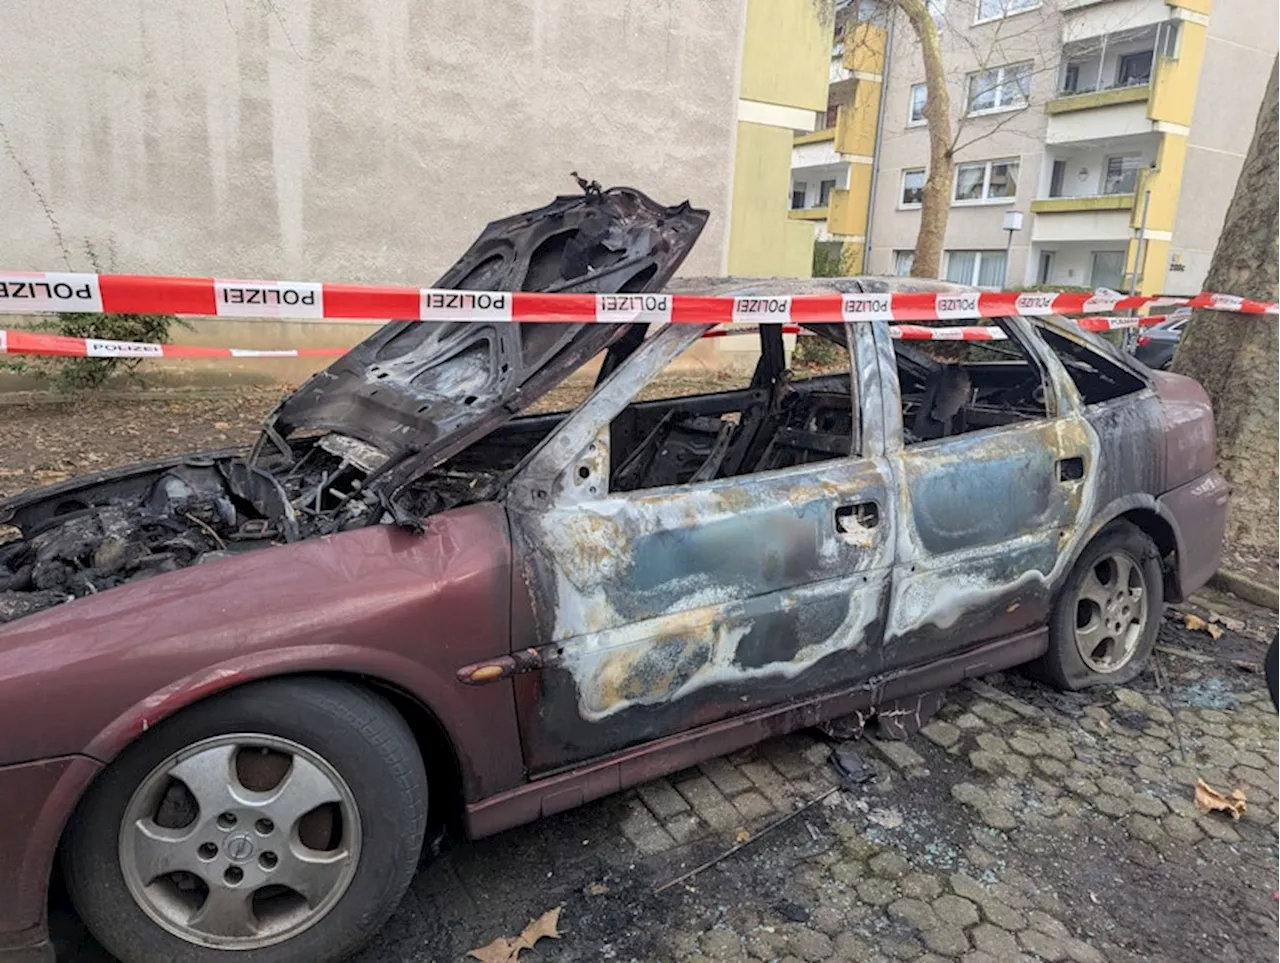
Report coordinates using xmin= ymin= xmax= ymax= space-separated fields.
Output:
xmin=7 ymin=386 xmax=1278 ymax=963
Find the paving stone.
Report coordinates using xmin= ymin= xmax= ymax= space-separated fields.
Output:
xmin=971 ymin=750 xmax=1011 ymax=775
xmin=888 ymin=896 xmax=939 ymax=931
xmin=1198 ymin=708 xmax=1231 ymax=725
xmin=1005 ymin=753 xmax=1032 ymax=778
xmin=1133 ymin=764 xmax=1166 ymax=784
xmin=746 ymin=928 xmax=790 ymax=961
xmin=922 ymin=720 xmax=962 ymax=748
xmin=700 ymin=757 xmax=755 ymax=797
xmin=1162 ymin=814 xmax=1204 ymax=843
xmin=962 ymin=953 xmax=1001 ymax=963
xmin=983 ymin=803 xmax=1019 ymax=831
xmin=832 ymin=933 xmax=874 ymax=961
xmin=1035 ymin=757 xmax=1068 ymax=779
xmin=1027 ymin=910 xmax=1071 ymax=940
xmin=856 ymin=877 xmax=899 ymax=906
xmin=1094 ymin=794 xmax=1131 ymax=817
xmin=972 ymin=700 xmax=1017 ymax=725
xmin=1131 ymin=792 xmax=1168 ymax=817
xmin=1124 ymin=813 xmax=1165 ymax=844
xmin=1019 ymin=928 xmax=1068 ymax=961
xmin=966 ymin=842 xmax=1001 ymax=870
xmin=955 ymin=712 xmax=988 ymax=730
xmin=766 ymin=738 xmax=821 ymax=780
xmin=1096 ymin=775 xmax=1132 ymax=798
xmin=953 ymin=781 xmax=989 ymax=807
xmin=1064 ymin=937 xmax=1106 ymax=963
xmin=619 ymin=799 xmax=676 ymax=855
xmin=1082 ymin=706 xmax=1110 ymax=722
xmin=665 ymin=812 xmax=709 ymax=844
xmin=701 ymin=927 xmax=745 ymax=959
xmin=920 ymin=923 xmax=970 ymax=956
xmin=1114 ymin=687 xmax=1148 ymax=710
xmin=977 ymin=733 xmax=1011 ymax=753
xmin=901 ymin=872 xmax=944 ymax=901
xmin=972 ymin=923 xmax=1020 ymax=956
xmin=933 ymin=893 xmax=981 ymax=927
xmin=1039 ymin=737 xmax=1075 ymax=762
xmin=1031 ymin=776 xmax=1063 ymax=799
xmin=1196 ymin=815 xmax=1241 ymax=842
xmin=733 ymin=790 xmax=777 ymax=821
xmin=741 ymin=760 xmax=799 ymax=809
xmin=787 ymin=928 xmax=834 ymax=961
xmin=1233 ymin=765 xmax=1276 ymax=792
xmin=829 ymin=859 xmax=865 ymax=887
xmin=870 ymin=851 xmax=911 ymax=879
xmin=880 ymin=936 xmax=924 ymax=960
xmin=1008 ymin=735 xmax=1043 ymax=756
xmin=637 ymin=778 xmax=691 ymax=819
xmin=674 ymin=775 xmax=742 ymax=830
xmin=870 ymin=737 xmax=927 ymax=771
xmin=1146 ymin=703 xmax=1174 ymax=724
xmin=809 ymin=905 xmax=845 ymax=936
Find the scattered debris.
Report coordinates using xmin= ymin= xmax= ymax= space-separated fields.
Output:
xmin=867 ymin=807 xmax=904 ymax=830
xmin=583 ymin=881 xmax=610 ymax=897
xmin=467 ymin=907 xmax=563 ymax=963
xmin=734 ymin=828 xmax=751 ymax=844
xmin=1194 ymin=779 xmax=1247 ymax=820
xmin=653 ymin=787 xmax=839 ymax=894
xmin=1184 ymin=613 xmax=1224 ymax=640
xmin=831 ymin=743 xmax=876 ymax=785
xmin=774 ymin=899 xmax=811 ymax=923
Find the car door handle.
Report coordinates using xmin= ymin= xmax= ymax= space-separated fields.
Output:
xmin=1057 ymin=456 xmax=1085 ymax=482
xmin=836 ymin=501 xmax=880 ymax=532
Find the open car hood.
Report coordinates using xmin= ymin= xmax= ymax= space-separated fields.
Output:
xmin=257 ymin=186 xmax=708 ymax=495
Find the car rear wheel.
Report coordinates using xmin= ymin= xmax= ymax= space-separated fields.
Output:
xmin=63 ymin=678 xmax=427 ymax=963
xmin=1038 ymin=521 xmax=1163 ymax=690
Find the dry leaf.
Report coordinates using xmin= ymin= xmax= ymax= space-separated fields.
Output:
xmin=467 ymin=937 xmax=521 ymax=963
xmin=1184 ymin=613 xmax=1224 ymax=640
xmin=584 ymin=881 xmax=610 ymax=896
xmin=467 ymin=907 xmax=563 ymax=963
xmin=1194 ymin=778 xmax=1246 ymax=819
xmin=735 ymin=828 xmax=752 ymax=844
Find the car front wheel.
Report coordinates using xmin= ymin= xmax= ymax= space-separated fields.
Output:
xmin=63 ymin=678 xmax=427 ymax=963
xmin=1038 ymin=521 xmax=1163 ymax=690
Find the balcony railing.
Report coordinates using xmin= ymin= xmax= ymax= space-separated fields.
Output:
xmin=1045 ymin=82 xmax=1150 ymax=114
xmin=1030 ymin=194 xmax=1135 ymax=213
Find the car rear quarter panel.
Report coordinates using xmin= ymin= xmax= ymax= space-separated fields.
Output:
xmin=0 ymin=503 xmax=522 ymax=801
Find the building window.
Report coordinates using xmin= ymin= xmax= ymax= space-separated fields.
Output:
xmin=945 ymin=250 xmax=1008 ymax=288
xmin=901 ymin=169 xmax=926 ymax=207
xmin=953 ymin=159 xmax=1018 ymax=203
xmin=1090 ymin=251 xmax=1126 ymax=291
xmin=975 ymin=0 xmax=1039 ymax=23
xmin=825 ymin=103 xmax=840 ymax=128
xmin=893 ymin=250 xmax=916 ymax=276
xmin=967 ymin=62 xmax=1032 ymax=114
xmin=819 ymin=179 xmax=838 ymax=206
xmin=791 ymin=185 xmax=806 ymax=210
xmin=1159 ymin=21 xmax=1181 ymax=58
xmin=908 ymin=83 xmax=928 ymax=125
xmin=927 ymin=0 xmax=946 ymax=25
xmin=1062 ymin=63 xmax=1080 ymax=94
xmin=1103 ymin=156 xmax=1142 ymax=195
xmin=1117 ymin=51 xmax=1154 ymax=86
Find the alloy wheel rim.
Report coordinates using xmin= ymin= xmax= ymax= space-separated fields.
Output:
xmin=1073 ymin=550 xmax=1147 ymax=674
xmin=118 ymin=733 xmax=361 ymax=950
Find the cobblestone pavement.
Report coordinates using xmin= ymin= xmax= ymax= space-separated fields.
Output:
xmin=55 ymin=596 xmax=1278 ymax=963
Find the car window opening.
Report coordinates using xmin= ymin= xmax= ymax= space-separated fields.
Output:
xmin=894 ymin=319 xmax=1049 ymax=445
xmin=1035 ymin=327 xmax=1148 ymax=404
xmin=608 ymin=323 xmax=858 ymax=492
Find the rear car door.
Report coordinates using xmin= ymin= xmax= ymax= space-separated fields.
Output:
xmin=874 ymin=316 xmax=1095 ymax=668
xmin=506 ymin=322 xmax=896 ymax=773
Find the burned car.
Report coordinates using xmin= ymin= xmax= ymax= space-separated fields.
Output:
xmin=0 ymin=187 xmax=1228 ymax=963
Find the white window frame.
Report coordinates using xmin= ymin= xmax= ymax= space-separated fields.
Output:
xmin=900 ymin=168 xmax=926 ymax=209
xmin=908 ymin=83 xmax=928 ymax=126
xmin=973 ymin=0 xmax=1041 ymax=26
xmin=893 ymin=250 xmax=916 ymax=276
xmin=966 ymin=62 xmax=1033 ymax=116
xmin=944 ymin=250 xmax=1009 ymax=288
xmin=951 ymin=158 xmax=1019 ymax=205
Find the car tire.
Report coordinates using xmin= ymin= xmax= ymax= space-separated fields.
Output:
xmin=62 ymin=678 xmax=427 ymax=963
xmin=1037 ymin=521 xmax=1163 ymax=691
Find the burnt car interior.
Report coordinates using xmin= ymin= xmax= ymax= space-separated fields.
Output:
xmin=894 ymin=320 xmax=1050 ymax=444
xmin=1034 ymin=327 xmax=1148 ymax=404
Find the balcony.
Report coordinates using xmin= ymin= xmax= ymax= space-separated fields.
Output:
xmin=1031 ymin=194 xmax=1134 ymax=213
xmin=1045 ymin=23 xmax=1177 ymax=115
xmin=1032 ymin=134 xmax=1155 ymax=223
xmin=788 ymin=207 xmax=829 ymax=221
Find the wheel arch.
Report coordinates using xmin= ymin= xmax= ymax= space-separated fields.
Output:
xmin=1070 ymin=495 xmax=1183 ymax=601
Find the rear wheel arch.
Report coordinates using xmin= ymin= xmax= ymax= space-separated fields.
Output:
xmin=1069 ymin=496 xmax=1182 ymax=602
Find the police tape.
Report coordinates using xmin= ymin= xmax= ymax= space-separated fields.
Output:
xmin=0 ymin=316 xmax=1181 ymax=360
xmin=0 ymin=271 xmax=1275 ymax=324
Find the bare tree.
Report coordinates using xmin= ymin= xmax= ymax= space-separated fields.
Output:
xmin=839 ymin=0 xmax=1143 ymax=278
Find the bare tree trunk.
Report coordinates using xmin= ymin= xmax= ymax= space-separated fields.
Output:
xmin=897 ymin=0 xmax=952 ymax=278
xmin=1171 ymin=56 xmax=1278 ymax=566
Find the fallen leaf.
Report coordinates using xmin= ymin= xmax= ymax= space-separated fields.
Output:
xmin=1183 ymin=613 xmax=1224 ymax=640
xmin=735 ymin=828 xmax=751 ymax=844
xmin=467 ymin=907 xmax=563 ymax=963
xmin=467 ymin=937 xmax=521 ymax=963
xmin=584 ymin=881 xmax=610 ymax=896
xmin=1194 ymin=778 xmax=1246 ymax=820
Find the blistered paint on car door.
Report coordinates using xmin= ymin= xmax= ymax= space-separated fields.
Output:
xmin=506 ymin=323 xmax=898 ymax=773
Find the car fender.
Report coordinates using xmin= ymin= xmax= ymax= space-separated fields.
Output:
xmin=1065 ymin=492 xmax=1182 ymax=588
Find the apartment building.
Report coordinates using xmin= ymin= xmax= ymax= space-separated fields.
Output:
xmin=792 ymin=0 xmax=1277 ymax=295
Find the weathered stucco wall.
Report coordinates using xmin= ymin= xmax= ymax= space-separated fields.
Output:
xmin=0 ymin=0 xmax=743 ymax=288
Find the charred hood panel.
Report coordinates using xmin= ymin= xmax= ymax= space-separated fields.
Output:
xmin=262 ymin=187 xmax=708 ymax=485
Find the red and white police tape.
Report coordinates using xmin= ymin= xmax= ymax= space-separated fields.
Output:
xmin=0 ymin=271 xmax=1276 ymax=325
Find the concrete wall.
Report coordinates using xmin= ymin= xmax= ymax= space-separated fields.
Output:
xmin=0 ymin=0 xmax=748 ymax=379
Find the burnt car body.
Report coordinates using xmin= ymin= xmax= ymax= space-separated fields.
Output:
xmin=0 ymin=188 xmax=1229 ymax=963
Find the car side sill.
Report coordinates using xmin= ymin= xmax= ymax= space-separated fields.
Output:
xmin=463 ymin=626 xmax=1048 ymax=839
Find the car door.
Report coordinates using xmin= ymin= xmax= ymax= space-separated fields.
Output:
xmin=505 ymin=322 xmax=896 ymax=773
xmin=874 ymin=316 xmax=1095 ymax=670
